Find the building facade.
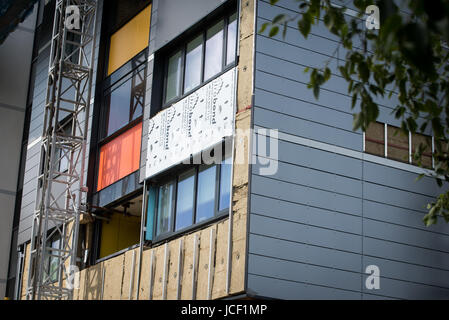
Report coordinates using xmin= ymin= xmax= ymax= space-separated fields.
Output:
xmin=1 ymin=0 xmax=449 ymax=300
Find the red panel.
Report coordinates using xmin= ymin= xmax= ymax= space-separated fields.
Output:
xmin=97 ymin=122 xmax=142 ymax=191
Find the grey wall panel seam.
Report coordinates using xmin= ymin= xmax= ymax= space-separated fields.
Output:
xmin=251 ymin=192 xmax=361 ymax=219
xmin=250 ymin=251 xmax=449 ymax=291
xmin=254 ymin=124 xmax=436 ymax=177
xmin=256 ymin=68 xmax=397 ymax=113
xmin=249 ymin=251 xmax=361 ymax=275
xmin=252 ymin=173 xmax=362 ymax=201
xmin=254 ymin=154 xmax=361 ymax=182
xmin=0 ymin=189 xmax=16 ymax=196
xmin=254 ymin=105 xmax=359 ymax=135
xmin=255 ymin=50 xmax=400 ymax=101
xmin=253 ymin=154 xmax=438 ymax=199
xmin=249 ymin=231 xmax=360 ymax=255
xmin=251 ymin=211 xmax=362 ymax=237
xmin=363 ymin=234 xmax=449 ymax=255
xmin=255 ymin=87 xmax=354 ymax=117
xmin=364 ymin=196 xmax=427 ymax=215
xmin=362 ymin=253 xmax=449 ymax=275
xmin=247 ymin=272 xmax=362 ymax=294
xmin=0 ymin=102 xmax=25 ymax=112
xmin=363 ymin=216 xmax=449 ymax=238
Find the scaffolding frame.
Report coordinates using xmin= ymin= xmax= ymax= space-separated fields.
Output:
xmin=26 ymin=0 xmax=97 ymax=300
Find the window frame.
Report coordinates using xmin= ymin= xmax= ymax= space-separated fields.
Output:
xmin=152 ymin=158 xmax=231 ymax=243
xmin=161 ymin=10 xmax=238 ymax=108
xmin=45 ymin=232 xmax=61 ymax=284
xmin=104 ymin=1 xmax=152 ymax=78
xmin=94 ymin=50 xmax=148 ymax=192
xmin=364 ymin=122 xmax=435 ymax=169
xmin=100 ymin=51 xmax=148 ymax=143
xmin=91 ymin=189 xmax=144 ymax=264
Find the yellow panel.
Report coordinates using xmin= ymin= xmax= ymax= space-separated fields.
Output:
xmin=108 ymin=5 xmax=151 ymax=75
xmin=99 ymin=213 xmax=141 ymax=259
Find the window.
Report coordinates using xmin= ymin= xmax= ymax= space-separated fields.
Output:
xmin=97 ymin=194 xmax=143 ymax=260
xmin=56 ymin=120 xmax=72 ymax=173
xmin=107 ymin=4 xmax=151 ymax=75
xmin=175 ymin=170 xmax=195 ymax=231
xmin=387 ymin=125 xmax=409 ymax=163
xmin=96 ymin=49 xmax=147 ymax=191
xmin=364 ymin=122 xmax=435 ymax=169
xmin=152 ymin=157 xmax=232 ymax=239
xmin=184 ymin=36 xmax=203 ymax=92
xmin=45 ymin=233 xmax=61 ymax=283
xmin=204 ymin=20 xmax=224 ymax=81
xmin=165 ymin=51 xmax=182 ymax=103
xmin=163 ymin=11 xmax=237 ymax=105
xmin=412 ymin=132 xmax=433 ymax=169
xmin=156 ymin=181 xmax=175 ymax=235
xmin=196 ymin=165 xmax=217 ymax=222
xmin=97 ymin=122 xmax=142 ymax=191
xmin=226 ymin=12 xmax=237 ymax=65
xmin=104 ymin=63 xmax=146 ymax=137
xmin=365 ymin=122 xmax=384 ymax=157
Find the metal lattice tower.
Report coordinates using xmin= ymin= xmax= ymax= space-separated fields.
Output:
xmin=26 ymin=0 xmax=97 ymax=300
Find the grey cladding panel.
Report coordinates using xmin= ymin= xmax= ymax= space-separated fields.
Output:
xmin=361 ymin=274 xmax=449 ymax=300
xmin=363 ymin=236 xmax=449 ymax=271
xmin=248 ymin=254 xmax=361 ymax=292
xmin=249 ymin=0 xmax=449 ymax=299
xmin=250 ymin=194 xmax=362 ymax=235
xmin=363 ymin=256 xmax=449 ymax=289
xmin=252 ymin=175 xmax=363 ymax=217
xmin=363 ymin=182 xmax=432 ymax=213
xmin=250 ymin=214 xmax=362 ymax=254
xmin=155 ymin=0 xmax=230 ymax=50
xmin=247 ymin=274 xmax=361 ymax=300
xmin=363 ymin=219 xmax=449 ymax=253
xmin=253 ymin=136 xmax=363 ymax=179
xmin=254 ymin=106 xmax=362 ymax=150
xmin=249 ymin=234 xmax=361 ymax=273
xmin=363 ymin=200 xmax=449 ymax=235
xmin=252 ymin=159 xmax=362 ymax=198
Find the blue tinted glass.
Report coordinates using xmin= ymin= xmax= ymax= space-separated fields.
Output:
xmin=165 ymin=51 xmax=182 ymax=102
xmin=106 ymin=78 xmax=132 ymax=136
xmin=195 ymin=165 xmax=216 ymax=223
xmin=175 ymin=170 xmax=195 ymax=231
xmin=226 ymin=13 xmax=237 ymax=65
xmin=219 ymin=158 xmax=231 ymax=211
xmin=184 ymin=35 xmax=203 ymax=93
xmin=204 ymin=20 xmax=224 ymax=81
xmin=157 ymin=182 xmax=174 ymax=236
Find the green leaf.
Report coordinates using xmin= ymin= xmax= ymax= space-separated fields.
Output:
xmin=351 ymin=93 xmax=358 ymax=109
xmin=313 ymin=84 xmax=320 ymax=99
xmin=259 ymin=22 xmax=269 ymax=34
xmin=298 ymin=14 xmax=312 ymax=38
xmin=269 ymin=26 xmax=279 ymax=37
xmin=324 ymin=13 xmax=334 ymax=30
xmin=357 ymin=61 xmax=370 ymax=82
xmin=323 ymin=67 xmax=331 ymax=81
xmin=272 ymin=14 xmax=285 ymax=24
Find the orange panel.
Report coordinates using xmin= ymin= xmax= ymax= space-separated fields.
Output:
xmin=108 ymin=5 xmax=152 ymax=75
xmin=97 ymin=122 xmax=142 ymax=191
